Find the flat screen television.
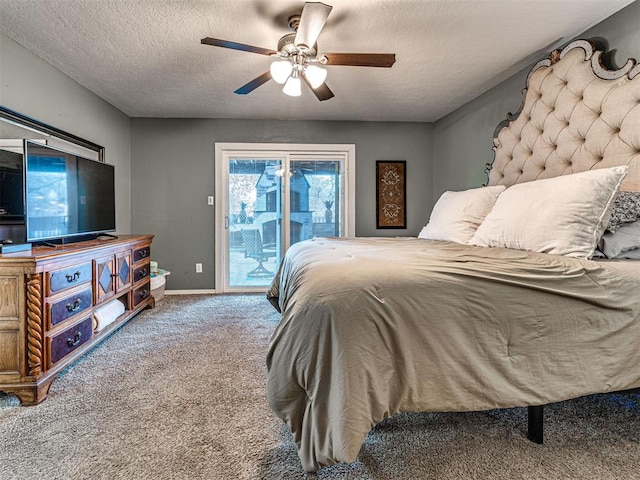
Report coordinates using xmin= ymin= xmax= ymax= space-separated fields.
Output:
xmin=23 ymin=140 xmax=116 ymax=243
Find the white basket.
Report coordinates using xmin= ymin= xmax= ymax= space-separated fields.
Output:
xmin=150 ymin=270 xmax=170 ymax=303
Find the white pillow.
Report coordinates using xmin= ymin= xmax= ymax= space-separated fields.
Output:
xmin=470 ymin=166 xmax=628 ymax=258
xmin=418 ymin=185 xmax=506 ymax=244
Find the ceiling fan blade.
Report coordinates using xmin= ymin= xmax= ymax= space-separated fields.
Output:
xmin=322 ymin=53 xmax=396 ymax=68
xmin=234 ymin=71 xmax=272 ymax=95
xmin=302 ymin=74 xmax=334 ymax=101
xmin=310 ymin=82 xmax=335 ymax=101
xmin=294 ymin=2 xmax=333 ymax=50
xmin=201 ymin=37 xmax=276 ymax=56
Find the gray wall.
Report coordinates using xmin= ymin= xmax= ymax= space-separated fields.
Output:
xmin=131 ymin=119 xmax=433 ymax=290
xmin=432 ymin=0 xmax=640 ymax=198
xmin=0 ymin=32 xmax=133 ymax=234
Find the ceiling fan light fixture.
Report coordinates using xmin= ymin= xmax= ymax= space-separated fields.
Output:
xmin=202 ymin=2 xmax=395 ymax=101
xmin=270 ymin=60 xmax=292 ymax=84
xmin=304 ymin=65 xmax=327 ymax=89
xmin=283 ymin=71 xmax=302 ymax=97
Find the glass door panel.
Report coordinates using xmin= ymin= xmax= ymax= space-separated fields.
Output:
xmin=227 ymin=158 xmax=282 ymax=288
xmin=289 ymin=159 xmax=342 ymax=246
xmin=217 ymin=144 xmax=354 ymax=293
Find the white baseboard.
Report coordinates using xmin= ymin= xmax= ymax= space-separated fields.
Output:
xmin=165 ymin=289 xmax=218 ymax=295
xmin=165 ymin=289 xmax=268 ymax=295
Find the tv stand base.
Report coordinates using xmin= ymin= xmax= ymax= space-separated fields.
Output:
xmin=35 ymin=232 xmax=117 ymax=247
xmin=97 ymin=232 xmax=118 ymax=239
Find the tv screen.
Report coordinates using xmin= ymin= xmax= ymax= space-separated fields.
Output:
xmin=0 ymin=148 xmax=24 ymax=224
xmin=24 ymin=140 xmax=116 ymax=243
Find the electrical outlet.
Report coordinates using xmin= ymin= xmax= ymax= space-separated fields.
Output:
xmin=207 ymin=196 xmax=214 ymax=206
xmin=195 ymin=263 xmax=203 ymax=273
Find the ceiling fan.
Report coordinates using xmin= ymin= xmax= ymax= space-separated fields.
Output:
xmin=201 ymin=2 xmax=396 ymax=101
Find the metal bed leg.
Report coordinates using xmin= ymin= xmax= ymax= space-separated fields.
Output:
xmin=527 ymin=405 xmax=544 ymax=444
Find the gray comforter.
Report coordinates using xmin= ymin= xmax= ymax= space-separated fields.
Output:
xmin=266 ymin=237 xmax=640 ymax=472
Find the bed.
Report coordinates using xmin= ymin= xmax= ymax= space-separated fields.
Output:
xmin=266 ymin=39 xmax=640 ymax=472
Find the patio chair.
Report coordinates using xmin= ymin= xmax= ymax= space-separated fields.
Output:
xmin=240 ymin=228 xmax=277 ymax=278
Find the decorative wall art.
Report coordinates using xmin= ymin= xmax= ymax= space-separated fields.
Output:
xmin=376 ymin=160 xmax=406 ymax=229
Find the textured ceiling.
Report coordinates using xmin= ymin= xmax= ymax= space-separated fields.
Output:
xmin=0 ymin=0 xmax=635 ymax=122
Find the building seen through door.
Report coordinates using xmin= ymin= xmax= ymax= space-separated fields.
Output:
xmin=227 ymin=159 xmax=341 ymax=289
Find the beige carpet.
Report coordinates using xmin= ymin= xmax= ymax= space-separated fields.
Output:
xmin=0 ymin=294 xmax=638 ymax=479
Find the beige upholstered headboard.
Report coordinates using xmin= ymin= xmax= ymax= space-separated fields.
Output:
xmin=488 ymin=40 xmax=640 ymax=191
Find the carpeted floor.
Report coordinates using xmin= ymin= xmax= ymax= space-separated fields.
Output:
xmin=0 ymin=294 xmax=638 ymax=479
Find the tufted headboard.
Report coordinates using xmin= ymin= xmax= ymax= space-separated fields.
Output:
xmin=487 ymin=40 xmax=640 ymax=191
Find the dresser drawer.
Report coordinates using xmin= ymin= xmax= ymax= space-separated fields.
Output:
xmin=133 ymin=246 xmax=151 ymax=263
xmin=49 ymin=288 xmax=93 ymax=327
xmin=133 ymin=263 xmax=150 ymax=283
xmin=48 ymin=262 xmax=92 ymax=295
xmin=132 ymin=281 xmax=151 ymax=307
xmin=49 ymin=316 xmax=93 ymax=366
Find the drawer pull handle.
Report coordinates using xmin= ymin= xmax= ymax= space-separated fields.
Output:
xmin=139 ymin=268 xmax=147 ymax=278
xmin=65 ymin=271 xmax=81 ymax=283
xmin=139 ymin=289 xmax=148 ymax=299
xmin=66 ymin=299 xmax=82 ymax=312
xmin=139 ymin=250 xmax=148 ymax=258
xmin=66 ymin=331 xmax=82 ymax=347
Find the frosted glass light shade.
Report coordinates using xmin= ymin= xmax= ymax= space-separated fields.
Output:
xmin=283 ymin=75 xmax=302 ymax=97
xmin=304 ymin=65 xmax=327 ymax=89
xmin=270 ymin=60 xmax=292 ymax=84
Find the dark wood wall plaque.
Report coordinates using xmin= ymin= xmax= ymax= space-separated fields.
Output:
xmin=376 ymin=160 xmax=406 ymax=229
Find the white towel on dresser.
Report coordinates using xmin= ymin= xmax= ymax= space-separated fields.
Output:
xmin=93 ymin=300 xmax=126 ymax=332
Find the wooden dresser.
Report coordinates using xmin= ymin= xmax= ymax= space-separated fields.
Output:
xmin=0 ymin=234 xmax=154 ymax=405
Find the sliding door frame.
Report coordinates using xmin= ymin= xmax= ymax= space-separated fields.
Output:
xmin=214 ymin=143 xmax=356 ymax=293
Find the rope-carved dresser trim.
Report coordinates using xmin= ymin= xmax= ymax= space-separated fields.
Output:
xmin=26 ymin=273 xmax=44 ymax=377
xmin=487 ymin=39 xmax=640 ymax=191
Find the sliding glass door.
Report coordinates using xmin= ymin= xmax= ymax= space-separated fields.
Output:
xmin=227 ymin=158 xmax=283 ymax=288
xmin=215 ymin=144 xmax=355 ymax=293
xmin=289 ymin=158 xmax=342 ymax=245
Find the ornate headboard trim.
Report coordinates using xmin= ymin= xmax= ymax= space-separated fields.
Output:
xmin=486 ymin=39 xmax=640 ymax=191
